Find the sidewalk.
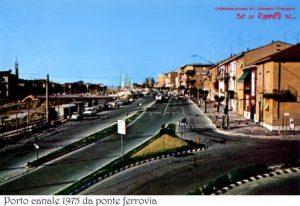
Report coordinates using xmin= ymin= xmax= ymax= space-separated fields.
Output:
xmin=191 ymin=98 xmax=300 ymax=139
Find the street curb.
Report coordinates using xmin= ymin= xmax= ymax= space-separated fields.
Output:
xmin=212 ymin=166 xmax=300 ymax=195
xmin=70 ymin=146 xmax=209 ymax=195
xmin=188 ymin=99 xmax=216 ymax=130
xmin=190 ymin=99 xmax=300 ymax=140
xmin=216 ymin=128 xmax=300 ymax=141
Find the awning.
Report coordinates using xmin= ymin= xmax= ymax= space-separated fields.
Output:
xmin=237 ymin=70 xmax=250 ymax=82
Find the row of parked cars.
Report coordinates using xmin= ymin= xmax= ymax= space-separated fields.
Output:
xmin=70 ymin=98 xmax=134 ymax=121
xmin=154 ymin=90 xmax=188 ymax=103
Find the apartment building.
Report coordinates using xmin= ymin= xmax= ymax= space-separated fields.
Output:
xmin=175 ymin=64 xmax=212 ymax=91
xmin=247 ymin=44 xmax=300 ymax=130
xmin=214 ymin=41 xmax=292 ymax=114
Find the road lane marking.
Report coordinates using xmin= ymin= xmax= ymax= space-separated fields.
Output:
xmin=163 ymin=98 xmax=170 ymax=116
xmin=180 ymin=100 xmax=186 ymax=116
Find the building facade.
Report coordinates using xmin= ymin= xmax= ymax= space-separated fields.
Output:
xmin=175 ymin=64 xmax=212 ymax=91
xmin=214 ymin=41 xmax=292 ymax=114
xmin=250 ymin=44 xmax=300 ymax=130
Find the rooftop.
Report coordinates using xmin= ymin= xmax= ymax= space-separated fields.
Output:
xmin=214 ymin=40 xmax=293 ymax=68
xmin=253 ymin=43 xmax=300 ymax=64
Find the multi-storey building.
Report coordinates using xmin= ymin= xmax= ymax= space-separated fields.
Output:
xmin=214 ymin=41 xmax=292 ymax=114
xmin=175 ymin=64 xmax=212 ymax=91
xmin=154 ymin=73 xmax=168 ymax=88
xmin=165 ymin=72 xmax=177 ymax=88
xmin=0 ymin=70 xmax=18 ymax=101
xmin=245 ymin=44 xmax=300 ymax=130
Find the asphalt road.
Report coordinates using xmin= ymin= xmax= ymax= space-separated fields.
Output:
xmin=80 ymin=132 xmax=300 ymax=195
xmin=225 ymin=171 xmax=300 ymax=195
xmin=0 ymin=96 xmax=153 ymax=183
xmin=0 ymin=97 xmax=191 ymax=195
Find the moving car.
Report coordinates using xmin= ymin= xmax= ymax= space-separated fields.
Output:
xmin=155 ymin=94 xmax=163 ymax=103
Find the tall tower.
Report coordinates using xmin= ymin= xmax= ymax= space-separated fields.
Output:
xmin=15 ymin=57 xmax=19 ymax=79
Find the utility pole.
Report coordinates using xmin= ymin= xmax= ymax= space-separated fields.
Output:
xmin=223 ymin=76 xmax=230 ymax=129
xmin=26 ymin=107 xmax=29 ymax=138
xmin=46 ymin=74 xmax=49 ymax=123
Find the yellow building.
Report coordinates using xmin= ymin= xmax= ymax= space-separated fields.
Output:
xmin=165 ymin=72 xmax=177 ymax=88
xmin=237 ymin=41 xmax=292 ymax=118
xmin=213 ymin=41 xmax=292 ymax=114
xmin=203 ymin=65 xmax=218 ymax=102
xmin=155 ymin=73 xmax=167 ymax=88
xmin=177 ymin=64 xmax=212 ymax=90
xmin=252 ymin=44 xmax=300 ymax=131
xmin=155 ymin=72 xmax=177 ymax=89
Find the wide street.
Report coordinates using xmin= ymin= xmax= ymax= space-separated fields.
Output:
xmin=80 ymin=136 xmax=300 ymax=195
xmin=0 ymin=96 xmax=153 ymax=183
xmin=79 ymin=99 xmax=300 ymax=195
xmin=0 ymin=96 xmax=201 ymax=195
xmin=1 ymin=95 xmax=299 ymax=195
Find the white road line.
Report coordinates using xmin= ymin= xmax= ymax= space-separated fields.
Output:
xmin=163 ymin=99 xmax=170 ymax=116
xmin=180 ymin=100 xmax=186 ymax=116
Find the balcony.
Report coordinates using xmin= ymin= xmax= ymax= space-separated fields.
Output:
xmin=213 ymin=81 xmax=218 ymax=90
xmin=263 ymin=89 xmax=297 ymax=102
xmin=187 ymin=79 xmax=196 ymax=84
xmin=185 ymin=70 xmax=196 ymax=76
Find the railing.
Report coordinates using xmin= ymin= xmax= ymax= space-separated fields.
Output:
xmin=263 ymin=89 xmax=297 ymax=102
xmin=185 ymin=70 xmax=196 ymax=76
xmin=287 ymin=85 xmax=298 ymax=99
xmin=0 ymin=116 xmax=66 ymax=148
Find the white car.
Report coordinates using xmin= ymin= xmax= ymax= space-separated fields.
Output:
xmin=83 ymin=108 xmax=96 ymax=117
xmin=70 ymin=112 xmax=82 ymax=121
xmin=115 ymin=100 xmax=125 ymax=106
xmin=155 ymin=94 xmax=163 ymax=103
xmin=108 ymin=102 xmax=118 ymax=109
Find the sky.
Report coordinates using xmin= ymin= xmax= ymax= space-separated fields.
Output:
xmin=0 ymin=0 xmax=299 ymax=86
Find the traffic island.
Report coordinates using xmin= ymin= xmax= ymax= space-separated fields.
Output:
xmin=26 ymin=111 xmax=142 ymax=168
xmin=56 ymin=124 xmax=207 ymax=195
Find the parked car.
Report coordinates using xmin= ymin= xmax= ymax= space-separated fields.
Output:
xmin=128 ymin=98 xmax=134 ymax=103
xmin=83 ymin=108 xmax=96 ymax=117
xmin=178 ymin=95 xmax=186 ymax=100
xmin=70 ymin=112 xmax=82 ymax=121
xmin=108 ymin=102 xmax=118 ymax=109
xmin=115 ymin=100 xmax=125 ymax=106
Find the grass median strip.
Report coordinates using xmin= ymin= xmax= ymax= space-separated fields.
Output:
xmin=56 ymin=124 xmax=206 ymax=195
xmin=27 ymin=111 xmax=142 ymax=168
